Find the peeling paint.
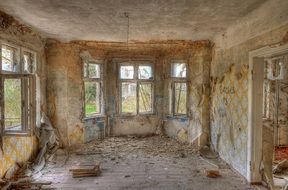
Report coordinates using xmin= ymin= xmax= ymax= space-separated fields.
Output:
xmin=46 ymin=40 xmax=212 ymax=145
xmin=211 ymin=23 xmax=288 ymax=177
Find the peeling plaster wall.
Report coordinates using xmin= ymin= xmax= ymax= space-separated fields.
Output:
xmin=46 ymin=41 xmax=212 ymax=146
xmin=0 ymin=11 xmax=46 ymax=177
xmin=163 ymin=45 xmax=212 ymax=145
xmin=211 ymin=23 xmax=288 ymax=177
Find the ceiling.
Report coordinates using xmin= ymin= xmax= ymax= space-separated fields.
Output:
xmin=0 ymin=0 xmax=268 ymax=42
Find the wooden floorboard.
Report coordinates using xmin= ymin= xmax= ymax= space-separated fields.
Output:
xmin=38 ymin=136 xmax=262 ymax=190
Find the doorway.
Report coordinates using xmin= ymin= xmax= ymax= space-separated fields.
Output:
xmin=248 ymin=43 xmax=288 ymax=187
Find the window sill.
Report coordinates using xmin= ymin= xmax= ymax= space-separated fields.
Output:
xmin=118 ymin=113 xmax=156 ymax=118
xmin=82 ymin=115 xmax=106 ymax=122
xmin=3 ymin=131 xmax=32 ymax=137
xmin=165 ymin=115 xmax=189 ymax=120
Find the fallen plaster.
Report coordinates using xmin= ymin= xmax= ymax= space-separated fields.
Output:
xmin=37 ymin=136 xmax=257 ymax=190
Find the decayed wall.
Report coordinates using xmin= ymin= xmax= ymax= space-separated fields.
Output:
xmin=163 ymin=44 xmax=212 ymax=145
xmin=211 ymin=23 xmax=288 ymax=177
xmin=0 ymin=11 xmax=46 ymax=177
xmin=46 ymin=40 xmax=212 ymax=146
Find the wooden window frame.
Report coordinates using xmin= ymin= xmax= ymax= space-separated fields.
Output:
xmin=118 ymin=61 xmax=154 ymax=116
xmin=0 ymin=41 xmax=37 ymax=136
xmin=82 ymin=60 xmax=104 ymax=118
xmin=170 ymin=60 xmax=188 ymax=116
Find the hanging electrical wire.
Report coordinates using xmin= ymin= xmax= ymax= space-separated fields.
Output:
xmin=124 ymin=12 xmax=130 ymax=51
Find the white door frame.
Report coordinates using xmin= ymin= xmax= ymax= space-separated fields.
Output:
xmin=247 ymin=43 xmax=288 ymax=183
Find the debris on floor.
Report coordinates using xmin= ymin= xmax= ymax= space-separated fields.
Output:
xmin=0 ymin=177 xmax=52 ymax=190
xmin=36 ymin=136 xmax=257 ymax=189
xmin=0 ymin=113 xmax=59 ymax=190
xmin=200 ymin=146 xmax=219 ymax=159
xmin=273 ymin=159 xmax=288 ymax=174
xmin=70 ymin=163 xmax=101 ymax=178
xmin=205 ymin=169 xmax=221 ymax=178
xmin=275 ymin=147 xmax=288 ymax=161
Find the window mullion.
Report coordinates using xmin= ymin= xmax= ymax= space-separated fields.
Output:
xmin=0 ymin=77 xmax=4 ymax=134
xmin=136 ymin=82 xmax=139 ymax=115
xmin=172 ymin=81 xmax=175 ymax=115
xmin=0 ymin=42 xmax=2 ymax=74
xmin=99 ymin=81 xmax=102 ymax=115
xmin=20 ymin=77 xmax=24 ymax=131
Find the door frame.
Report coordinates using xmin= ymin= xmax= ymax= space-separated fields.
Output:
xmin=247 ymin=43 xmax=288 ymax=183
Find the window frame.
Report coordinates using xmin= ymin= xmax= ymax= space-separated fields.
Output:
xmin=170 ymin=60 xmax=188 ymax=116
xmin=118 ymin=61 xmax=154 ymax=116
xmin=0 ymin=42 xmax=21 ymax=74
xmin=21 ymin=47 xmax=37 ymax=74
xmin=0 ymin=40 xmax=37 ymax=136
xmin=82 ymin=60 xmax=104 ymax=119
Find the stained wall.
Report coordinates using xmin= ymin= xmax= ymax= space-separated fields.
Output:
xmin=211 ymin=22 xmax=288 ymax=177
xmin=46 ymin=41 xmax=212 ymax=146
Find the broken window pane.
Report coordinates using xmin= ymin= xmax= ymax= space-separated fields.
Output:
xmin=4 ymin=78 xmax=22 ymax=131
xmin=1 ymin=45 xmax=20 ymax=73
xmin=88 ymin=63 xmax=100 ymax=78
xmin=121 ymin=82 xmax=137 ymax=114
xmin=139 ymin=83 xmax=152 ymax=113
xmin=120 ymin=65 xmax=134 ymax=79
xmin=23 ymin=51 xmax=36 ymax=74
xmin=171 ymin=63 xmax=187 ymax=78
xmin=174 ymin=82 xmax=187 ymax=114
xmin=84 ymin=81 xmax=101 ymax=116
xmin=138 ymin=65 xmax=152 ymax=79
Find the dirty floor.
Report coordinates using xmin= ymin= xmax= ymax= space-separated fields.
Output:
xmin=39 ymin=136 xmax=262 ymax=190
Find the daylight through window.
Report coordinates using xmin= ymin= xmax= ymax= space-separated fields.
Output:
xmin=171 ymin=61 xmax=188 ymax=115
xmin=83 ymin=61 xmax=102 ymax=117
xmin=0 ymin=42 xmax=36 ymax=134
xmin=120 ymin=63 xmax=153 ymax=115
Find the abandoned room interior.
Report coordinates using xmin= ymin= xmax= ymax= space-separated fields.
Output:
xmin=0 ymin=0 xmax=288 ymax=189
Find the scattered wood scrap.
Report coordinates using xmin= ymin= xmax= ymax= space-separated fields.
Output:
xmin=205 ymin=169 xmax=221 ymax=178
xmin=75 ymin=151 xmax=102 ymax=155
xmin=69 ymin=164 xmax=101 ymax=178
xmin=0 ymin=177 xmax=51 ymax=190
xmin=273 ymin=159 xmax=288 ymax=174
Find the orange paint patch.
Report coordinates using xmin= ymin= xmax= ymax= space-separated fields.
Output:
xmin=275 ymin=146 xmax=288 ymax=161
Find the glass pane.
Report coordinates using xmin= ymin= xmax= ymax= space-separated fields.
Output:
xmin=120 ymin=65 xmax=134 ymax=79
xmin=23 ymin=51 xmax=35 ymax=73
xmin=1 ymin=45 xmax=20 ymax=72
xmin=4 ymin=78 xmax=22 ymax=131
xmin=171 ymin=63 xmax=187 ymax=78
xmin=88 ymin=63 xmax=100 ymax=78
xmin=85 ymin=81 xmax=101 ymax=116
xmin=121 ymin=82 xmax=136 ymax=114
xmin=138 ymin=65 xmax=152 ymax=79
xmin=139 ymin=83 xmax=152 ymax=113
xmin=174 ymin=83 xmax=187 ymax=114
